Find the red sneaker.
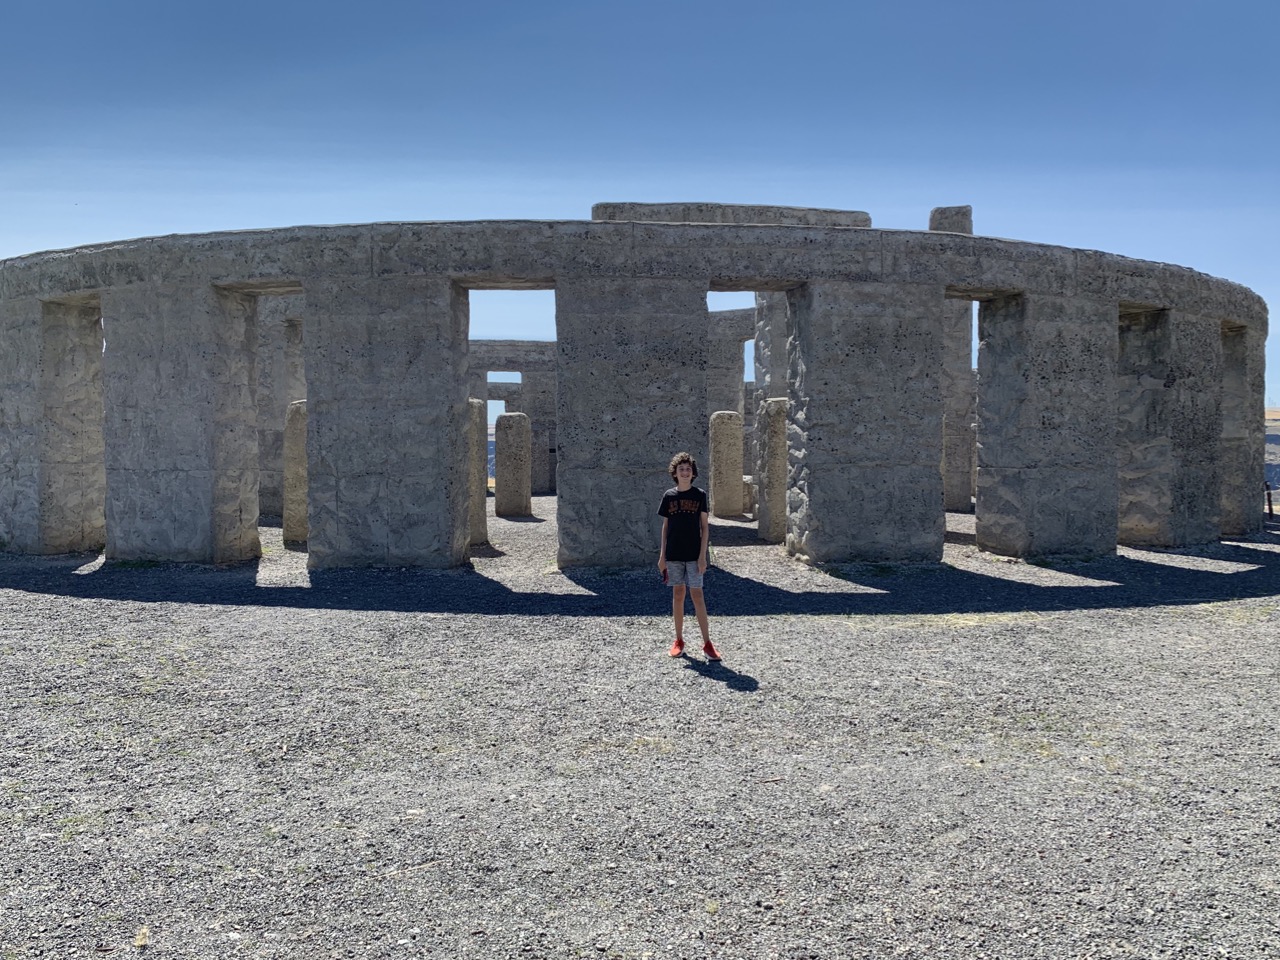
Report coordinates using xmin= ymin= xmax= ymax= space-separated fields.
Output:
xmin=668 ymin=638 xmax=685 ymax=658
xmin=703 ymin=640 xmax=722 ymax=662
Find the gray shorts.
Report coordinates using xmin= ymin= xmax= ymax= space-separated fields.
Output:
xmin=666 ymin=560 xmax=704 ymax=589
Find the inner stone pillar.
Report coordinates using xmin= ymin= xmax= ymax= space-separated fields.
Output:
xmin=976 ymin=293 xmax=1118 ymax=558
xmin=709 ymin=410 xmax=744 ymax=517
xmin=753 ymin=292 xmax=790 ymax=486
xmin=931 ymin=206 xmax=976 ymax=512
xmin=556 ymin=277 xmax=709 ymax=567
xmin=256 ymin=295 xmax=305 ymax=519
xmin=467 ymin=398 xmax=488 ymax=546
xmin=757 ymin=398 xmax=788 ymax=543
xmin=707 ymin=309 xmax=752 ymax=420
xmin=1117 ymin=309 xmax=1223 ymax=547
xmin=786 ymin=281 xmax=945 ymax=562
xmin=283 ymin=399 xmax=308 ymax=543
xmin=100 ymin=283 xmax=260 ymax=563
xmin=522 ymin=370 xmax=558 ymax=495
xmin=1219 ymin=322 xmax=1265 ymax=536
xmin=302 ymin=277 xmax=469 ymax=569
xmin=0 ymin=298 xmax=41 ymax=552
xmin=495 ymin=412 xmax=532 ymax=517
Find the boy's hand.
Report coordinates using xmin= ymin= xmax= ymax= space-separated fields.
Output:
xmin=657 ymin=558 xmax=667 ymax=574
xmin=697 ymin=556 xmax=707 ymax=575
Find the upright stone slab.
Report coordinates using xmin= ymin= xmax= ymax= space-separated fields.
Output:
xmin=0 ymin=298 xmax=40 ymax=552
xmin=495 ymin=412 xmax=532 ymax=517
xmin=709 ymin=411 xmax=744 ymax=517
xmin=757 ymin=398 xmax=788 ymax=543
xmin=1220 ymin=322 xmax=1266 ymax=536
xmin=931 ymin=206 xmax=977 ymax=512
xmin=256 ymin=295 xmax=305 ymax=518
xmin=707 ymin=309 xmax=753 ymax=419
xmin=754 ymin=292 xmax=790 ymax=485
xmin=303 ymin=277 xmax=469 ymax=569
xmin=467 ymin=398 xmax=488 ymax=546
xmin=556 ymin=277 xmax=709 ymax=566
xmin=283 ymin=399 xmax=308 ymax=543
xmin=976 ymin=293 xmax=1118 ymax=558
xmin=1117 ymin=309 xmax=1223 ymax=546
xmin=786 ymin=281 xmax=945 ymax=562
xmin=100 ymin=283 xmax=260 ymax=563
xmin=522 ymin=370 xmax=558 ymax=495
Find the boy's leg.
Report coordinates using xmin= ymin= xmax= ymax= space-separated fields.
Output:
xmin=672 ymin=584 xmax=686 ymax=639
xmin=689 ymin=587 xmax=711 ymax=645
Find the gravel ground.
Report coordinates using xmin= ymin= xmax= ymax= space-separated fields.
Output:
xmin=2 ymin=495 xmax=1278 ymax=959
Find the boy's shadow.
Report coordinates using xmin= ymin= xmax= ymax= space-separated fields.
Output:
xmin=677 ymin=656 xmax=759 ymax=693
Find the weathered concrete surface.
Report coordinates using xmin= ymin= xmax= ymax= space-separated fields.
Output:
xmin=1117 ymin=309 xmax=1223 ymax=547
xmin=710 ymin=411 xmax=745 ymax=518
xmin=256 ymin=294 xmax=305 ymax=518
xmin=556 ymin=277 xmax=709 ymax=567
xmin=931 ymin=206 xmax=977 ymax=512
xmin=283 ymin=399 xmax=308 ymax=543
xmin=786 ymin=281 xmax=945 ymax=563
xmin=1220 ymin=323 xmax=1266 ymax=536
xmin=303 ymin=277 xmax=469 ymax=569
xmin=495 ymin=412 xmax=532 ymax=517
xmin=468 ymin=341 xmax=557 ymax=495
xmin=976 ymin=294 xmax=1119 ymax=559
xmin=100 ymin=283 xmax=260 ymax=563
xmin=467 ymin=399 xmax=488 ymax=546
xmin=593 ymin=202 xmax=871 ymax=227
xmin=708 ymin=309 xmax=753 ymax=420
xmin=487 ymin=381 xmax=522 ymax=408
xmin=757 ymin=398 xmax=788 ymax=543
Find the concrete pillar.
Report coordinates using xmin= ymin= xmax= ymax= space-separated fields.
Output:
xmin=0 ymin=297 xmax=106 ymax=554
xmin=742 ymin=379 xmax=756 ymax=476
xmin=1117 ymin=309 xmax=1223 ymax=547
xmin=931 ymin=206 xmax=977 ymax=512
xmin=975 ymin=293 xmax=1118 ymax=558
xmin=495 ymin=412 xmax=532 ymax=517
xmin=467 ymin=398 xmax=488 ymax=546
xmin=786 ymin=281 xmax=945 ymax=562
xmin=256 ymin=295 xmax=305 ymax=518
xmin=302 ymin=277 xmax=469 ymax=569
xmin=753 ymin=292 xmax=789 ymax=487
xmin=522 ymin=370 xmax=558 ymax=495
xmin=1220 ymin=322 xmax=1266 ymax=536
xmin=100 ymin=283 xmax=260 ymax=563
xmin=556 ymin=277 xmax=709 ymax=566
xmin=757 ymin=398 xmax=788 ymax=543
xmin=469 ymin=370 xmax=488 ymax=404
xmin=283 ymin=399 xmax=308 ymax=543
xmin=709 ymin=410 xmax=744 ymax=517
xmin=707 ymin=309 xmax=752 ymax=420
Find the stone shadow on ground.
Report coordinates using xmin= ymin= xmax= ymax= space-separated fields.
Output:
xmin=5 ymin=531 xmax=1280 ymax=617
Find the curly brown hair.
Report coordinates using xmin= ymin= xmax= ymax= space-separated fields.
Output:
xmin=668 ymin=451 xmax=698 ymax=481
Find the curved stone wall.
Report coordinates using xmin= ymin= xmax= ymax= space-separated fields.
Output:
xmin=0 ymin=219 xmax=1267 ymax=568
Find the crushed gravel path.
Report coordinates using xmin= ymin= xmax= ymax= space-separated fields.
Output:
xmin=2 ymin=497 xmax=1278 ymax=959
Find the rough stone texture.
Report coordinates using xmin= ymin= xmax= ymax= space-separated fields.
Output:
xmin=467 ymin=399 xmax=488 ymax=546
xmin=787 ymin=281 xmax=945 ymax=563
xmin=468 ymin=341 xmax=557 ymax=495
xmin=1117 ymin=309 xmax=1223 ymax=547
xmin=38 ymin=299 xmax=106 ymax=554
xmin=757 ymin=397 xmax=788 ymax=543
xmin=932 ymin=206 xmax=977 ymax=512
xmin=707 ymin=308 xmax=753 ymax=420
xmin=100 ymin=283 xmax=260 ymax=563
xmin=283 ymin=399 xmax=308 ymax=543
xmin=742 ymin=379 xmax=756 ymax=476
xmin=255 ymin=294 xmax=305 ymax=518
xmin=495 ymin=412 xmax=532 ymax=517
xmin=1220 ymin=324 xmax=1267 ymax=536
xmin=976 ymin=294 xmax=1119 ymax=559
xmin=556 ymin=277 xmax=708 ymax=567
xmin=754 ymin=292 xmax=790 ymax=489
xmin=487 ymin=381 xmax=522 ymax=408
xmin=302 ymin=277 xmax=469 ymax=569
xmin=709 ymin=410 xmax=745 ymax=517
xmin=593 ymin=201 xmax=872 ymax=227
xmin=0 ymin=298 xmax=41 ymax=553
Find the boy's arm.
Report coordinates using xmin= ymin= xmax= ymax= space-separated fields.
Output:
xmin=658 ymin=517 xmax=668 ymax=568
xmin=698 ymin=510 xmax=709 ymax=572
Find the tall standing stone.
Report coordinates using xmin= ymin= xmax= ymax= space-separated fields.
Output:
xmin=256 ymin=295 xmax=305 ymax=518
xmin=1219 ymin=321 xmax=1266 ymax=536
xmin=757 ymin=398 xmax=788 ymax=543
xmin=786 ymin=281 xmax=945 ymax=562
xmin=283 ymin=399 xmax=308 ymax=543
xmin=302 ymin=277 xmax=469 ymax=569
xmin=976 ymin=293 xmax=1118 ymax=558
xmin=100 ymin=283 xmax=260 ymax=563
xmin=522 ymin=370 xmax=558 ymax=495
xmin=495 ymin=412 xmax=532 ymax=517
xmin=556 ymin=277 xmax=709 ymax=566
xmin=709 ymin=410 xmax=744 ymax=517
xmin=930 ymin=206 xmax=977 ymax=512
xmin=467 ymin=398 xmax=488 ymax=546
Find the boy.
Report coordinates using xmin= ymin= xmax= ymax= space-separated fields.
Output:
xmin=656 ymin=452 xmax=722 ymax=661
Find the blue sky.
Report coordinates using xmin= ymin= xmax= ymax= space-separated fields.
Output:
xmin=2 ymin=0 xmax=1276 ymax=413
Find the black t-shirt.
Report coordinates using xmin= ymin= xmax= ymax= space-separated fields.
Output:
xmin=657 ymin=485 xmax=708 ymax=562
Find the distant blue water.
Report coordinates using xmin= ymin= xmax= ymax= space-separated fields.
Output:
xmin=488 ymin=440 xmax=495 ymax=479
